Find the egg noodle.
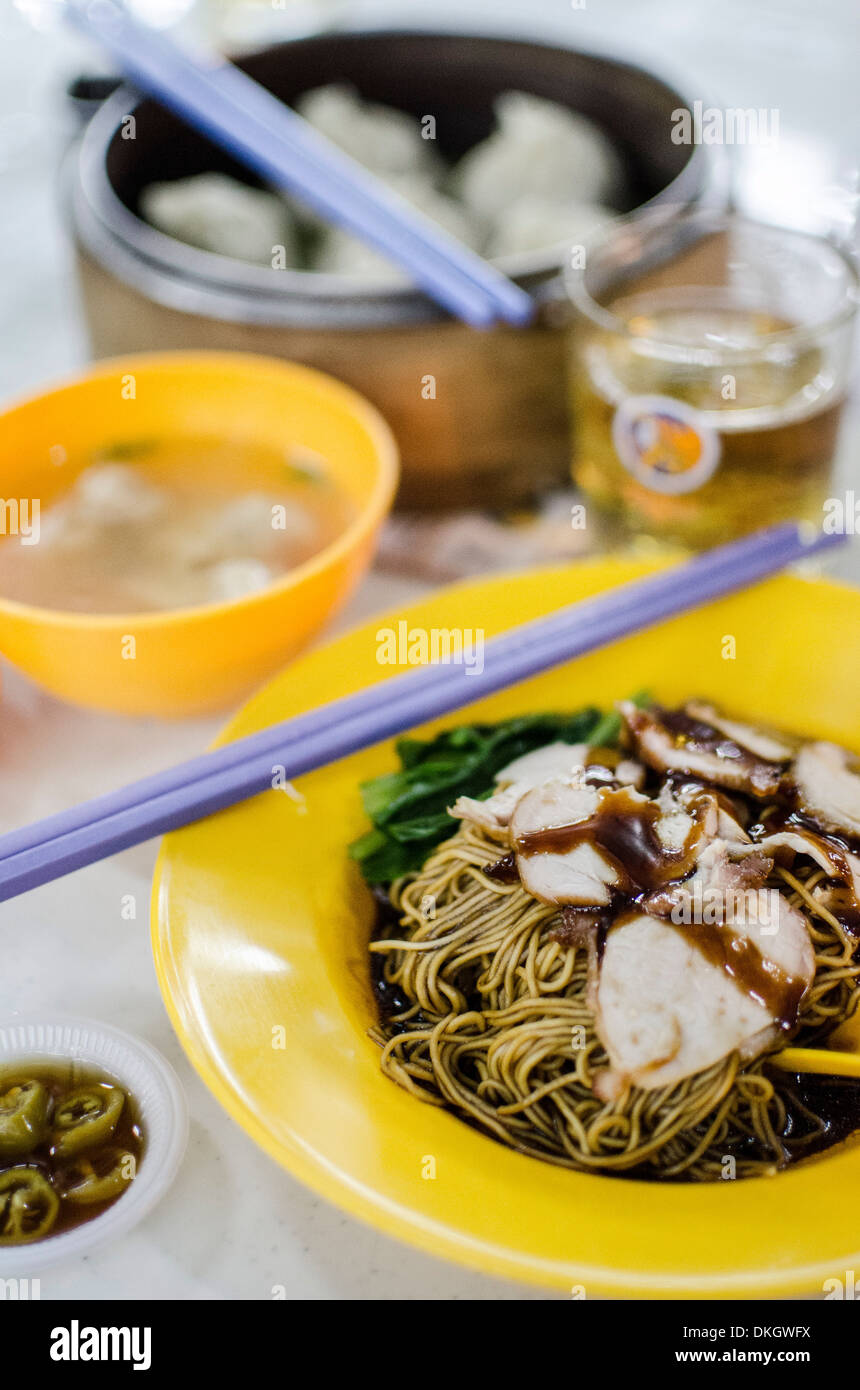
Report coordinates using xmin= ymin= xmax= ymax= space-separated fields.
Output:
xmin=370 ymin=820 xmax=860 ymax=1179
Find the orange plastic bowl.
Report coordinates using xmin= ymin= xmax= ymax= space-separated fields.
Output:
xmin=0 ymin=352 xmax=398 ymax=716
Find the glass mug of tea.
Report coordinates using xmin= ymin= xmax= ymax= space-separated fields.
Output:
xmin=567 ymin=208 xmax=858 ymax=549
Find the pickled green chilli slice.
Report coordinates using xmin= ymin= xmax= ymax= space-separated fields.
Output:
xmin=51 ymin=1085 xmax=124 ymax=1157
xmin=0 ymin=1080 xmax=50 ymax=1158
xmin=0 ymin=1166 xmax=60 ymax=1244
xmin=58 ymin=1147 xmax=136 ymax=1206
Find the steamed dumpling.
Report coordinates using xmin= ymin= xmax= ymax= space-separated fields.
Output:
xmin=486 ymin=198 xmax=613 ymax=259
xmin=138 ymin=88 xmax=625 ymax=277
xmin=297 ymin=84 xmax=440 ymax=181
xmin=140 ymin=173 xmax=295 ymax=266
xmin=452 ymin=91 xmax=624 ymax=224
xmin=314 ymin=174 xmax=483 ymax=279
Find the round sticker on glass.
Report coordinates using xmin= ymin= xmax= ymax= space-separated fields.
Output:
xmin=611 ymin=395 xmax=721 ymax=495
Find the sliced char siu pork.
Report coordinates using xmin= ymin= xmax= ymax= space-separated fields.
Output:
xmin=618 ymin=701 xmax=789 ymax=798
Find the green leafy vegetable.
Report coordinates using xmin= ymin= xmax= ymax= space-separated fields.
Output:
xmin=349 ymin=704 xmax=640 ymax=884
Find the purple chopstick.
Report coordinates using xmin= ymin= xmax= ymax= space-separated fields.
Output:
xmin=0 ymin=520 xmax=833 ymax=864
xmin=65 ymin=0 xmax=532 ymax=328
xmin=0 ymin=523 xmax=843 ymax=901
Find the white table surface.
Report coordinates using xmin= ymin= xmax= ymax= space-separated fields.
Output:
xmin=1 ymin=0 xmax=859 ymax=1300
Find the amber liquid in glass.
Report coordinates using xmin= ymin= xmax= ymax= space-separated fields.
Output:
xmin=572 ymin=299 xmax=844 ymax=548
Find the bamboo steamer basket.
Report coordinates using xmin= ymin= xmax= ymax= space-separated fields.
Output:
xmin=68 ymin=29 xmax=718 ymax=509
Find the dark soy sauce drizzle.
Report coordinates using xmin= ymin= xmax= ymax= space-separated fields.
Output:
xmin=765 ymin=1071 xmax=860 ymax=1166
xmin=515 ymin=787 xmax=702 ymax=893
xmin=668 ymin=916 xmax=805 ymax=1030
xmin=653 ymin=706 xmax=751 ymax=760
xmin=761 ymin=807 xmax=860 ymax=873
xmin=483 ymin=852 xmax=519 ymax=883
xmin=370 ymin=951 xmax=414 ymax=1031
xmin=515 ymin=788 xmax=807 ymax=1029
xmin=369 ymin=888 xmax=420 ymax=1034
xmin=631 ymin=706 xmax=786 ymax=796
xmin=667 ymin=772 xmax=752 ymax=829
xmin=653 ymin=706 xmax=787 ymax=776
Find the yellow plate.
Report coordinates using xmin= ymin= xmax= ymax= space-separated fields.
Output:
xmin=152 ymin=558 xmax=860 ymax=1297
